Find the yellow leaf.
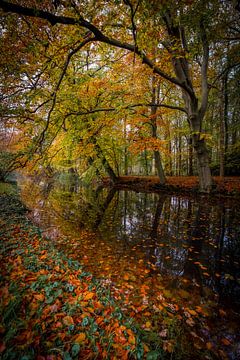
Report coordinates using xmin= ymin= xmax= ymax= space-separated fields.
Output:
xmin=145 ymin=321 xmax=151 ymax=328
xmin=63 ymin=316 xmax=74 ymax=326
xmin=75 ymin=333 xmax=86 ymax=343
xmin=188 ymin=309 xmax=197 ymax=316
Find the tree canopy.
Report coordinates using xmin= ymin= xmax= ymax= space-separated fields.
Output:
xmin=0 ymin=0 xmax=239 ymax=191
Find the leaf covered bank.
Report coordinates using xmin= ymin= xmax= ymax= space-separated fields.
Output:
xmin=0 ymin=185 xmax=151 ymax=359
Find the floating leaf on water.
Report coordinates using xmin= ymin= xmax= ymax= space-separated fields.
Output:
xmin=206 ymin=342 xmax=212 ymax=350
xmin=221 ymin=338 xmax=231 ymax=346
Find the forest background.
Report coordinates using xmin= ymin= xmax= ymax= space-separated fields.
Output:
xmin=0 ymin=0 xmax=239 ymax=192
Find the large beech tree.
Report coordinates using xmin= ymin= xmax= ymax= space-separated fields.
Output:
xmin=0 ymin=0 xmax=239 ymax=191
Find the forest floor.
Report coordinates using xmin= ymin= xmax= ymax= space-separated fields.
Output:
xmin=0 ymin=181 xmax=237 ymax=360
xmin=103 ymin=176 xmax=240 ymax=196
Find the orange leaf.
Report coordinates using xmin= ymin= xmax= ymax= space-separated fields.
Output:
xmin=75 ymin=333 xmax=86 ymax=343
xmin=188 ymin=309 xmax=197 ymax=316
xmin=84 ymin=292 xmax=94 ymax=301
xmin=221 ymin=338 xmax=231 ymax=346
xmin=34 ymin=294 xmax=45 ymax=301
xmin=206 ymin=342 xmax=212 ymax=350
xmin=128 ymin=335 xmax=136 ymax=345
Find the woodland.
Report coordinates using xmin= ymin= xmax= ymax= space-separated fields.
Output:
xmin=0 ymin=1 xmax=240 ymax=360
xmin=0 ymin=0 xmax=239 ymax=192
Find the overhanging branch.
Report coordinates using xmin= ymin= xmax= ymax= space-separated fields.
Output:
xmin=0 ymin=0 xmax=194 ymax=95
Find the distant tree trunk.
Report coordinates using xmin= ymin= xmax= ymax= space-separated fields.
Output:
xmin=178 ymin=128 xmax=182 ymax=176
xmin=224 ymin=73 xmax=229 ymax=156
xmin=219 ymin=105 xmax=225 ymax=177
xmin=164 ymin=125 xmax=172 ymax=176
xmin=150 ymin=79 xmax=166 ymax=184
xmin=219 ymin=71 xmax=229 ymax=177
xmin=188 ymin=135 xmax=193 ymax=176
xmin=123 ymin=117 xmax=128 ymax=176
xmin=151 ymin=113 xmax=165 ymax=184
xmin=144 ymin=149 xmax=149 ymax=175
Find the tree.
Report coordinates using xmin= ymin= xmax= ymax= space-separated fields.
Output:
xmin=0 ymin=0 xmax=239 ymax=191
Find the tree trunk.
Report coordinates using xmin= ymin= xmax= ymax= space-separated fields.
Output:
xmin=123 ymin=117 xmax=128 ymax=175
xmin=154 ymin=150 xmax=165 ymax=184
xmin=150 ymin=77 xmax=166 ymax=184
xmin=219 ymin=104 xmax=225 ymax=177
xmin=151 ymin=110 xmax=166 ymax=184
xmin=92 ymin=138 xmax=118 ymax=183
xmin=188 ymin=135 xmax=193 ymax=176
xmin=192 ymin=133 xmax=212 ymax=192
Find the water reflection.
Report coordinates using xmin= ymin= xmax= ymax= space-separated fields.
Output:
xmin=17 ymin=175 xmax=240 ymax=357
xmin=19 ymin=174 xmax=240 ymax=311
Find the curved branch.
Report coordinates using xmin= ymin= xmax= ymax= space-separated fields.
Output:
xmin=64 ymin=102 xmax=187 ymax=118
xmin=0 ymin=0 xmax=194 ymax=95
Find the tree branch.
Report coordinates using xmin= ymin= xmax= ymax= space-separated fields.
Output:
xmin=0 ymin=0 xmax=193 ymax=94
xmin=37 ymin=37 xmax=95 ymax=148
xmin=64 ymin=102 xmax=187 ymax=119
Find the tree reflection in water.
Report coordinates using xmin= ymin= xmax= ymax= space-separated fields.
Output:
xmin=19 ymin=174 xmax=240 ymax=356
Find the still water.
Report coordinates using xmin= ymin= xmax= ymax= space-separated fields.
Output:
xmin=19 ymin=174 xmax=240 ymax=357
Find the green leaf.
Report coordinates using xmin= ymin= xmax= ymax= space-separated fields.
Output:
xmin=71 ymin=343 xmax=80 ymax=357
xmin=63 ymin=352 xmax=72 ymax=360
xmin=146 ymin=351 xmax=162 ymax=360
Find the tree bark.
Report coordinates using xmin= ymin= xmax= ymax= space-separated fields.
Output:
xmin=192 ymin=130 xmax=212 ymax=192
xmin=92 ymin=138 xmax=118 ymax=183
xmin=150 ymin=79 xmax=166 ymax=184
xmin=188 ymin=135 xmax=193 ymax=176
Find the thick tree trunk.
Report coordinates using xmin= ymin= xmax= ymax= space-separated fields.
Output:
xmin=188 ymin=135 xmax=193 ymax=176
xmin=192 ymin=134 xmax=212 ymax=192
xmin=154 ymin=150 xmax=165 ymax=184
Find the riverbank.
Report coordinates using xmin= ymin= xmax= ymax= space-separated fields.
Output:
xmin=0 ymin=183 xmax=153 ymax=359
xmin=102 ymin=176 xmax=240 ymax=197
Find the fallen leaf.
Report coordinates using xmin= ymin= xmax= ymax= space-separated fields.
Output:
xmin=34 ymin=293 xmax=45 ymax=302
xmin=221 ymin=338 xmax=231 ymax=346
xmin=75 ymin=333 xmax=86 ymax=343
xmin=63 ymin=316 xmax=74 ymax=326
xmin=84 ymin=292 xmax=94 ymax=301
